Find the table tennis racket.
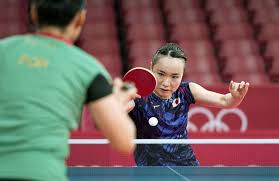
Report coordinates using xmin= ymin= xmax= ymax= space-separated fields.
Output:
xmin=123 ymin=67 xmax=157 ymax=97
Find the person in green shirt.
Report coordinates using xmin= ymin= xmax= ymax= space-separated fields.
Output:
xmin=0 ymin=0 xmax=137 ymax=180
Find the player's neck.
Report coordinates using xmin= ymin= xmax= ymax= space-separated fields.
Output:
xmin=153 ymin=91 xmax=172 ymax=100
xmin=37 ymin=26 xmax=73 ymax=44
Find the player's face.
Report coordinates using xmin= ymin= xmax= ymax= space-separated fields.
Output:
xmin=152 ymin=56 xmax=185 ymax=99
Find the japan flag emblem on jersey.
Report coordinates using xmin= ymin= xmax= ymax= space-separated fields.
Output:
xmin=172 ymin=97 xmax=181 ymax=107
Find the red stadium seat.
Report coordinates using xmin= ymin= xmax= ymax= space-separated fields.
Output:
xmin=0 ymin=7 xmax=22 ymax=22
xmin=178 ymin=40 xmax=216 ymax=58
xmin=257 ymin=24 xmax=279 ymax=44
xmin=122 ymin=2 xmax=164 ymax=42
xmin=206 ymin=0 xmax=243 ymax=12
xmin=94 ymin=55 xmax=123 ymax=78
xmin=218 ymin=39 xmax=260 ymax=59
xmin=0 ymin=0 xmax=27 ymax=37
xmin=86 ymin=0 xmax=114 ymax=8
xmin=186 ymin=55 xmax=218 ymax=74
xmin=247 ymin=0 xmax=278 ymax=12
xmin=214 ymin=23 xmax=254 ymax=42
xmin=128 ymin=40 xmax=166 ymax=68
xmin=80 ymin=38 xmax=120 ymax=57
xmin=183 ymin=72 xmax=223 ymax=86
xmin=164 ymin=0 xmax=201 ymax=11
xmin=264 ymin=40 xmax=279 ymax=62
xmin=85 ymin=7 xmax=115 ymax=22
xmin=221 ymin=55 xmax=266 ymax=80
xmin=170 ymin=23 xmax=210 ymax=42
xmin=166 ymin=9 xmax=206 ymax=24
xmin=122 ymin=0 xmax=159 ymax=9
xmin=232 ymin=73 xmax=271 ymax=85
xmin=82 ymin=23 xmax=117 ymax=39
xmin=130 ymin=56 xmax=152 ymax=69
xmin=268 ymin=59 xmax=279 ymax=82
xmin=126 ymin=24 xmax=165 ymax=42
xmin=0 ymin=23 xmax=25 ymax=38
xmin=251 ymin=8 xmax=279 ymax=27
xmin=124 ymin=11 xmax=162 ymax=25
xmin=209 ymin=8 xmax=249 ymax=26
xmin=0 ymin=0 xmax=22 ymax=11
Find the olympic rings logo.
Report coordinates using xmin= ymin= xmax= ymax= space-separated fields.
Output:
xmin=187 ymin=107 xmax=248 ymax=132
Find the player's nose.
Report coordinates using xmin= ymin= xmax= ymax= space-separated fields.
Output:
xmin=161 ymin=78 xmax=171 ymax=87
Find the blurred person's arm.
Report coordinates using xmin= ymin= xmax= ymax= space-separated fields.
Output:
xmin=190 ymin=80 xmax=249 ymax=109
xmin=86 ymin=75 xmax=137 ymax=154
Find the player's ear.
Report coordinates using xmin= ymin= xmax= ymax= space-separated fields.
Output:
xmin=30 ymin=4 xmax=38 ymax=26
xmin=74 ymin=9 xmax=86 ymax=28
xmin=70 ymin=9 xmax=86 ymax=41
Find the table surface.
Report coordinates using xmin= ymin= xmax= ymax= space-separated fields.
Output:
xmin=68 ymin=166 xmax=279 ymax=181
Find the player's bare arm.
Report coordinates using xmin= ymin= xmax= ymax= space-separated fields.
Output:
xmin=189 ymin=81 xmax=249 ymax=108
xmin=88 ymin=79 xmax=138 ymax=154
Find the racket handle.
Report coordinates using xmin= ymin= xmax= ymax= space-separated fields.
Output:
xmin=121 ymin=83 xmax=135 ymax=91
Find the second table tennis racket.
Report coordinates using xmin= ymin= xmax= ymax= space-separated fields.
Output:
xmin=123 ymin=67 xmax=157 ymax=97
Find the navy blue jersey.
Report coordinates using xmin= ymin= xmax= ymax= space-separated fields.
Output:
xmin=129 ymin=82 xmax=199 ymax=166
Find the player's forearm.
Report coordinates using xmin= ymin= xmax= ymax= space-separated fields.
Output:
xmin=109 ymin=114 xmax=136 ymax=153
xmin=100 ymin=101 xmax=136 ymax=154
xmin=89 ymin=95 xmax=136 ymax=154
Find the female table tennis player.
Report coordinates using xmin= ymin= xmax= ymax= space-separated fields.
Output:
xmin=129 ymin=43 xmax=249 ymax=166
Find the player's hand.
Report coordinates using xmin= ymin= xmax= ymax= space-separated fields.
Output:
xmin=113 ymin=78 xmax=139 ymax=112
xmin=229 ymin=80 xmax=250 ymax=100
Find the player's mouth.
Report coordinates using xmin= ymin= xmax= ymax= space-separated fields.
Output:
xmin=160 ymin=88 xmax=170 ymax=92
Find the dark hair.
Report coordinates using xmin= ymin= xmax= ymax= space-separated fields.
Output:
xmin=152 ymin=43 xmax=187 ymax=67
xmin=30 ymin=0 xmax=86 ymax=28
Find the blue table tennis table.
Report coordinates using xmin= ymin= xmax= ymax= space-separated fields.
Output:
xmin=68 ymin=166 xmax=279 ymax=181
